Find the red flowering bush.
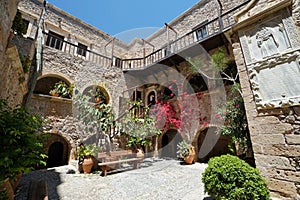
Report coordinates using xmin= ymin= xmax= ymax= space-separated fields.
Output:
xmin=151 ymin=85 xmax=207 ymax=142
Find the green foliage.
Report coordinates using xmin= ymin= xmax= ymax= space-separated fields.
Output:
xmin=73 ymin=91 xmax=115 ymax=134
xmin=216 ymin=84 xmax=250 ymax=153
xmin=11 ymin=10 xmax=27 ymax=36
xmin=176 ymin=140 xmax=190 ymax=158
xmin=0 ymin=189 xmax=8 ymax=200
xmin=202 ymin=154 xmax=270 ymax=200
xmin=19 ymin=54 xmax=31 ymax=73
xmin=77 ymin=144 xmax=99 ymax=159
xmin=94 ymin=87 xmax=108 ymax=103
xmin=0 ymin=99 xmax=47 ymax=182
xmin=50 ymin=81 xmax=73 ymax=98
xmin=211 ymin=47 xmax=228 ymax=71
xmin=121 ymin=101 xmax=162 ymax=149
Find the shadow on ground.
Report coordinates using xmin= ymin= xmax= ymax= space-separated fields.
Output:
xmin=15 ymin=169 xmax=61 ymax=200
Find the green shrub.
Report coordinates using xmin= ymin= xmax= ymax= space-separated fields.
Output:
xmin=202 ymin=154 xmax=270 ymax=200
xmin=0 ymin=99 xmax=47 ymax=181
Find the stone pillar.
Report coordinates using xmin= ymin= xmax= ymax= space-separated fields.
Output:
xmin=230 ymin=0 xmax=300 ymax=198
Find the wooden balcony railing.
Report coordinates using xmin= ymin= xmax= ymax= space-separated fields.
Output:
xmin=42 ymin=1 xmax=250 ymax=70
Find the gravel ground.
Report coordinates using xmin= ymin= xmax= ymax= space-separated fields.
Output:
xmin=14 ymin=158 xmax=211 ymax=200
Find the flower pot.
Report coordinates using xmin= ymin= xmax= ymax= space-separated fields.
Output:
xmin=82 ymin=156 xmax=94 ymax=174
xmin=10 ymin=173 xmax=22 ymax=191
xmin=50 ymin=93 xmax=59 ymax=97
xmin=184 ymin=146 xmax=195 ymax=164
xmin=0 ymin=178 xmax=14 ymax=200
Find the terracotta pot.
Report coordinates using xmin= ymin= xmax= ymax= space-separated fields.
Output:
xmin=133 ymin=148 xmax=144 ymax=160
xmin=0 ymin=178 xmax=14 ymax=200
xmin=10 ymin=173 xmax=22 ymax=191
xmin=184 ymin=146 xmax=195 ymax=164
xmin=82 ymin=156 xmax=94 ymax=174
xmin=51 ymin=93 xmax=59 ymax=97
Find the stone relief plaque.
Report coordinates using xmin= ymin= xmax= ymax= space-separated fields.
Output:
xmin=239 ymin=9 xmax=300 ymax=109
xmin=248 ymin=51 xmax=300 ymax=109
xmin=239 ymin=13 xmax=292 ymax=65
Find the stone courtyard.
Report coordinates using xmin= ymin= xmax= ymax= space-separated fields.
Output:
xmin=1 ymin=0 xmax=300 ymax=199
xmin=15 ymin=159 xmax=209 ymax=200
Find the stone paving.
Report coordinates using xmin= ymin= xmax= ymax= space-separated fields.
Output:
xmin=15 ymin=158 xmax=210 ymax=200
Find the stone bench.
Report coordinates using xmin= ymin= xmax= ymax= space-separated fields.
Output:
xmin=98 ymin=150 xmax=143 ymax=176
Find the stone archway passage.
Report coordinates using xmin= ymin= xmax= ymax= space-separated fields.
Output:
xmin=197 ymin=127 xmax=231 ymax=163
xmin=46 ymin=134 xmax=70 ymax=168
xmin=47 ymin=142 xmax=64 ymax=168
xmin=161 ymin=129 xmax=183 ymax=158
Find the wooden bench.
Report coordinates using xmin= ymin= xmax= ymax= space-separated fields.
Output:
xmin=98 ymin=150 xmax=143 ymax=176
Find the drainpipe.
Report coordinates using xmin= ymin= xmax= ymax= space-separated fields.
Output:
xmin=23 ymin=0 xmax=47 ymax=107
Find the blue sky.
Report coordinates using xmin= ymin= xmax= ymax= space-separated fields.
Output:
xmin=46 ymin=0 xmax=200 ymax=43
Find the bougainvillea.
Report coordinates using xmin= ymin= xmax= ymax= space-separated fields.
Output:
xmin=151 ymin=84 xmax=208 ymax=143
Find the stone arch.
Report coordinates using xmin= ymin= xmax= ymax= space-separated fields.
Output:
xmin=197 ymin=126 xmax=231 ymax=163
xmin=160 ymin=129 xmax=183 ymax=158
xmin=184 ymin=73 xmax=208 ymax=94
xmin=34 ymin=73 xmax=72 ymax=97
xmin=82 ymin=85 xmax=110 ymax=104
xmin=45 ymin=133 xmax=71 ymax=168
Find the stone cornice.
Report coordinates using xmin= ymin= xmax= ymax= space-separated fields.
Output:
xmin=233 ymin=0 xmax=292 ymax=31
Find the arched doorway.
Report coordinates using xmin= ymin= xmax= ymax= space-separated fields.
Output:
xmin=47 ymin=142 xmax=64 ymax=167
xmin=161 ymin=129 xmax=183 ymax=158
xmin=197 ymin=127 xmax=231 ymax=162
xmin=186 ymin=74 xmax=208 ymax=94
xmin=46 ymin=134 xmax=70 ymax=168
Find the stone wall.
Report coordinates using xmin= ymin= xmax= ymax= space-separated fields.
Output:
xmin=144 ymin=0 xmax=249 ymax=52
xmin=231 ymin=0 xmax=300 ymax=198
xmin=18 ymin=0 xmax=129 ymax=58
xmin=0 ymin=0 xmax=25 ymax=108
xmin=0 ymin=0 xmax=21 ymax=67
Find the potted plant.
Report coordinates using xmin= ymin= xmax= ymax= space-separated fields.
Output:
xmin=77 ymin=144 xmax=99 ymax=174
xmin=49 ymin=81 xmax=73 ymax=98
xmin=177 ymin=140 xmax=195 ymax=164
xmin=120 ymin=101 xmax=162 ymax=158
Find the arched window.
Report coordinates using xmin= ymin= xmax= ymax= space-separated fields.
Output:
xmin=83 ymin=85 xmax=109 ymax=104
xmin=147 ymin=91 xmax=156 ymax=106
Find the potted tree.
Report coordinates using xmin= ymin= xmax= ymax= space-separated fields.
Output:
xmin=77 ymin=144 xmax=99 ymax=174
xmin=177 ymin=140 xmax=195 ymax=164
xmin=120 ymin=101 xmax=162 ymax=158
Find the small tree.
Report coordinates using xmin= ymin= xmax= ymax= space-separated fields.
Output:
xmin=120 ymin=100 xmax=162 ymax=150
xmin=73 ymin=90 xmax=115 ymax=149
xmin=189 ymin=48 xmax=251 ymax=155
xmin=211 ymin=48 xmax=251 ymax=155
